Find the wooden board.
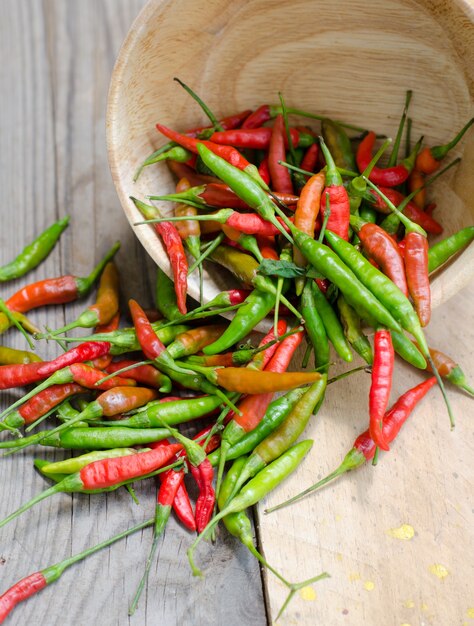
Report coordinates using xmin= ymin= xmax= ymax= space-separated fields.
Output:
xmin=0 ymin=2 xmax=473 ymax=626
xmin=0 ymin=2 xmax=266 ymax=625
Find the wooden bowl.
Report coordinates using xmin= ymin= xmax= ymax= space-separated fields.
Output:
xmin=107 ymin=0 xmax=474 ymax=326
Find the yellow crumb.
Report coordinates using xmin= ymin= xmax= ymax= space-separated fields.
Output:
xmin=428 ymin=563 xmax=449 ymax=579
xmin=386 ymin=524 xmax=415 ymax=540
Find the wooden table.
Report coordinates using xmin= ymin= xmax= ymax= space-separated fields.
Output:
xmin=0 ymin=2 xmax=472 ymax=625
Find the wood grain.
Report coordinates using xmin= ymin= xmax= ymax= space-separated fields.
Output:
xmin=0 ymin=2 xmax=266 ymax=625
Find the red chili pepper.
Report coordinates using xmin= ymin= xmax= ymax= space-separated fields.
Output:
xmin=91 ymin=312 xmax=120 ymax=370
xmin=258 ymin=156 xmax=271 ymax=186
xmin=210 ymin=126 xmax=307 ymax=150
xmin=408 ymin=168 xmax=426 ymax=208
xmin=424 ymin=203 xmax=437 ymax=216
xmin=398 ymin=238 xmax=406 ymax=258
xmin=358 ymin=222 xmax=408 ymax=296
xmin=319 ymin=138 xmax=350 ymax=240
xmin=241 ymin=104 xmax=271 ymax=129
xmin=315 ymin=278 xmax=330 ymax=294
xmin=369 ymin=329 xmax=394 ymax=451
xmin=415 ymin=118 xmax=474 ymax=175
xmin=357 ymin=131 xmax=417 ymax=187
xmin=300 ymin=143 xmax=320 ymax=173
xmin=37 ymin=342 xmax=111 ymax=377
xmin=131 ymin=199 xmax=188 ymax=314
xmin=156 ymin=123 xmax=265 ymax=186
xmin=268 ymin=115 xmax=293 ymax=193
xmin=128 ymin=299 xmax=167 ymax=360
xmin=256 ymin=235 xmax=279 ymax=260
xmin=370 ymin=186 xmax=443 ymax=235
xmin=106 ymin=360 xmax=170 ymax=389
xmin=266 ymin=377 xmax=437 ymax=512
xmin=405 ymin=232 xmax=431 ymax=326
xmin=190 ymin=459 xmax=215 ymax=533
xmin=0 ymin=362 xmax=45 ymax=390
xmin=186 ymin=109 xmax=252 ymax=137
xmin=0 ymin=572 xmax=47 ymax=621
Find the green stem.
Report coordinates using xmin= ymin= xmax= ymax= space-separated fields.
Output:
xmin=279 ymin=92 xmax=297 ymax=164
xmin=76 ymin=241 xmax=121 ymax=297
xmin=0 ymin=299 xmax=35 ymax=350
xmin=279 ymin=106 xmax=367 ymax=133
xmin=174 ymin=77 xmax=224 ymax=131
xmin=387 ymin=90 xmax=412 ymax=167
xmin=318 ymin=194 xmax=331 ymax=243
xmin=133 ymin=142 xmax=175 ymax=182
xmin=188 ymin=233 xmax=225 ymax=274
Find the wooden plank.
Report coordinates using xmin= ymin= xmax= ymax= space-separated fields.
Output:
xmin=257 ymin=282 xmax=474 ymax=625
xmin=0 ymin=2 xmax=266 ymax=625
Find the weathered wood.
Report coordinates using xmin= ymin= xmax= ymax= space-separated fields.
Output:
xmin=0 ymin=2 xmax=266 ymax=625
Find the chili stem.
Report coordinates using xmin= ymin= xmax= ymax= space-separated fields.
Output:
xmin=318 ymin=194 xmax=331 ymax=243
xmin=279 ymin=92 xmax=297 ymax=164
xmin=173 ymin=78 xmax=224 ymax=132
xmin=387 ymin=90 xmax=412 ymax=167
xmin=188 ymin=233 xmax=225 ymax=275
xmin=0 ymin=299 xmax=35 ymax=350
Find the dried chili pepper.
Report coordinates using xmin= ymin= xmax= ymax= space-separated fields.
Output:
xmin=369 ymin=329 xmax=394 ymax=451
xmin=131 ymin=199 xmax=188 ymax=314
xmin=0 ymin=216 xmax=69 ymax=283
xmin=266 ymin=377 xmax=437 ymax=512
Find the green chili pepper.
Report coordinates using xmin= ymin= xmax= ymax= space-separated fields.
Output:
xmin=217 ymin=454 xmax=329 ymax=621
xmin=359 ymin=204 xmax=377 ymax=224
xmin=202 ymin=289 xmax=275 ymax=356
xmin=155 ymin=267 xmax=182 ymax=321
xmin=428 ymin=226 xmax=474 ymax=273
xmin=0 ymin=346 xmax=42 ymax=365
xmin=301 ymin=281 xmax=330 ymax=374
xmin=0 ymin=427 xmax=170 ymax=450
xmin=34 ymin=458 xmax=69 ymax=483
xmin=188 ymin=439 xmax=314 ymax=577
xmin=390 ymin=330 xmax=427 ymax=369
xmin=321 ymin=119 xmax=357 ymax=171
xmin=223 ymin=378 xmax=326 ymax=504
xmin=0 ymin=216 xmax=69 ymax=282
xmin=310 ymin=282 xmax=352 ymax=362
xmin=337 ymin=295 xmax=373 ymax=365
xmin=196 ymin=143 xmax=292 ymax=242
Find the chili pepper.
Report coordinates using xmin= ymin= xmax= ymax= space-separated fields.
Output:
xmin=300 ymin=143 xmax=319 ymax=174
xmin=90 ymin=313 xmax=121 ymax=370
xmin=258 ymin=156 xmax=270 ymax=186
xmin=420 ymin=345 xmax=474 ymax=396
xmin=0 ymin=443 xmax=181 ymax=530
xmin=301 ymin=280 xmax=330 ymax=373
xmin=408 ymin=168 xmax=426 ymax=208
xmin=321 ymin=119 xmax=357 ymax=171
xmin=0 ymin=216 xmax=69 ymax=283
xmin=1 ymin=241 xmax=120 ymax=318
xmin=151 ymin=207 xmax=291 ymax=236
xmin=241 ymin=104 xmax=271 ymax=128
xmin=218 ymin=453 xmax=328 ymax=620
xmin=196 ymin=143 xmax=292 ymax=242
xmin=310 ymin=279 xmax=353 ymax=362
xmin=0 ymin=341 xmax=110 ymax=391
xmin=424 ymin=203 xmax=436 ymax=216
xmin=0 ymin=517 xmax=157 ymax=623
xmin=105 ymin=360 xmax=171 ymax=390
xmin=215 ymin=328 xmax=302 ymax=496
xmin=405 ymin=231 xmax=430 ymax=326
xmin=165 ymin=325 xmax=227 ymax=359
xmin=0 ymin=346 xmax=42 ymax=365
xmin=128 ymin=299 xmax=179 ymax=368
xmin=40 ymin=447 xmax=143 ymax=477
xmin=0 ymin=364 xmax=137 ymax=427
xmin=428 ymin=226 xmax=474 ymax=273
xmin=415 ymin=118 xmax=474 ymax=174
xmin=352 ymin=217 xmax=408 ymax=296
xmin=389 ymin=330 xmax=426 ymax=369
xmin=224 ymin=377 xmax=326 ymax=503
xmin=162 ymin=471 xmax=196 ymax=531
xmin=293 ymin=172 xmax=325 ymax=295
xmin=319 ymin=137 xmax=350 ymax=241
xmin=266 ymin=377 xmax=437 ymax=512
xmin=131 ymin=199 xmax=188 ymax=314
xmin=356 ymin=131 xmax=420 ymax=186
xmin=336 ymin=294 xmax=373 ymax=365
xmin=369 ymin=329 xmax=393 ymax=451
xmin=187 ymin=439 xmax=314 ymax=576
xmin=0 ymin=383 xmax=87 ymax=432
xmin=156 ymin=123 xmax=267 ymax=188
xmin=359 ymin=204 xmax=377 ymax=224
xmin=369 ymin=186 xmax=443 ymax=234
xmin=256 ymin=235 xmax=278 ymax=260
xmin=210 ymin=126 xmax=313 ymax=150
xmin=155 ymin=266 xmax=182 ymax=321
xmin=268 ymin=115 xmax=294 ymax=193
xmin=173 ymin=177 xmax=201 ymax=262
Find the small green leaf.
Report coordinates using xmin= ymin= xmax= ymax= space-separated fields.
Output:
xmin=258 ymin=259 xmax=306 ymax=279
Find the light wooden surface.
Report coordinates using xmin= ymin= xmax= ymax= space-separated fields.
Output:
xmin=108 ymin=0 xmax=474 ymax=325
xmin=0 ymin=2 xmax=473 ymax=626
xmin=0 ymin=3 xmax=265 ymax=625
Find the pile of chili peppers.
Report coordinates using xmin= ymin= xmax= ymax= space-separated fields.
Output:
xmin=0 ymin=85 xmax=473 ymax=623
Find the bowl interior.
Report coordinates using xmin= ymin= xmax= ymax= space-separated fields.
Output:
xmin=107 ymin=0 xmax=474 ymax=326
